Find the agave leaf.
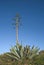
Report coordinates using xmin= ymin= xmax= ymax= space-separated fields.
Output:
xmin=10 ymin=47 xmax=20 ymax=59
xmin=20 ymin=46 xmax=24 ymax=58
xmin=6 ymin=53 xmax=20 ymax=61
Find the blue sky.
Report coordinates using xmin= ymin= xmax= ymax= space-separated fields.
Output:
xmin=0 ymin=0 xmax=44 ymax=54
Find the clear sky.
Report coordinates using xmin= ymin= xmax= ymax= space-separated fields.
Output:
xmin=0 ymin=0 xmax=44 ymax=54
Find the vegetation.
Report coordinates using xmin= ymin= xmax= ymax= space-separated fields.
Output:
xmin=0 ymin=43 xmax=44 ymax=65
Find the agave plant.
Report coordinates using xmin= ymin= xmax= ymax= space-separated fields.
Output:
xmin=6 ymin=43 xmax=39 ymax=63
xmin=28 ymin=45 xmax=39 ymax=59
xmin=23 ymin=45 xmax=39 ymax=65
xmin=6 ymin=43 xmax=24 ymax=61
